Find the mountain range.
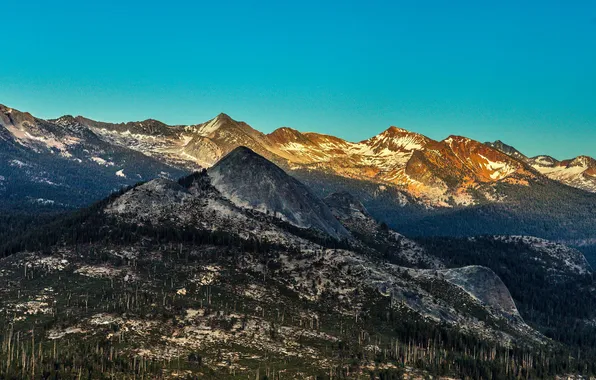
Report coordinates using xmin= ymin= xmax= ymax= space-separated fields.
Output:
xmin=2 ymin=103 xmax=594 ymax=210
xmin=486 ymin=140 xmax=596 ymax=193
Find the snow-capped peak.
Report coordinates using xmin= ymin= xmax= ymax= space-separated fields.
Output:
xmin=363 ymin=126 xmax=430 ymax=153
xmin=569 ymin=156 xmax=596 ymax=168
xmin=382 ymin=126 xmax=411 ymax=135
xmin=531 ymin=155 xmax=558 ymax=167
xmin=443 ymin=135 xmax=473 ymax=147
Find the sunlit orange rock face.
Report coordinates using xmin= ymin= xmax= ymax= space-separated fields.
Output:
xmin=260 ymin=124 xmax=533 ymax=205
xmin=406 ymin=136 xmax=525 ymax=186
xmin=66 ymin=110 xmax=543 ymax=206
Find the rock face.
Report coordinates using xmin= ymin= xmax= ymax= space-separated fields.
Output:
xmin=324 ymin=191 xmax=378 ymax=235
xmin=440 ymin=266 xmax=520 ymax=318
xmin=485 ymin=140 xmax=528 ymax=161
xmin=181 ymin=113 xmax=276 ymax=166
xmin=264 ymin=127 xmax=533 ymax=206
xmin=402 ymin=136 xmax=530 ymax=203
xmin=208 ymin=147 xmax=350 ymax=239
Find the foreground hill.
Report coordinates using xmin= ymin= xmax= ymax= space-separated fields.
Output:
xmin=2 ymin=149 xmax=596 ymax=378
xmin=208 ymin=147 xmax=350 ymax=240
xmin=5 ymin=150 xmax=596 ymax=378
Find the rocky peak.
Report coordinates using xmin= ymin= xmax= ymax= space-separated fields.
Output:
xmin=382 ymin=126 xmax=412 ymax=135
xmin=443 ymin=136 xmax=518 ymax=163
xmin=485 ymin=140 xmax=527 ymax=160
xmin=195 ymin=113 xmax=251 ymax=137
xmin=0 ymin=104 xmax=36 ymax=127
xmin=54 ymin=115 xmax=77 ymax=123
xmin=50 ymin=115 xmax=92 ymax=135
xmin=119 ymin=119 xmax=172 ymax=136
xmin=267 ymin=127 xmax=313 ymax=145
xmin=530 ymin=155 xmax=558 ymax=167
xmin=439 ymin=266 xmax=521 ymax=318
xmin=443 ymin=135 xmax=474 ymax=147
xmin=214 ymin=112 xmax=233 ymax=123
xmin=208 ymin=147 xmax=350 ymax=239
xmin=363 ymin=125 xmax=431 ymax=153
xmin=568 ymin=156 xmax=596 ymax=168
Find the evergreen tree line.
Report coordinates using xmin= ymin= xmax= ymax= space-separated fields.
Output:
xmin=420 ymin=236 xmax=596 ymax=358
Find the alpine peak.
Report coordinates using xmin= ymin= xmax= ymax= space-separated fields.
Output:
xmin=214 ymin=112 xmax=234 ymax=122
xmin=267 ymin=127 xmax=311 ymax=145
xmin=443 ymin=135 xmax=473 ymax=145
xmin=383 ymin=126 xmax=411 ymax=135
xmin=569 ymin=155 xmax=596 ymax=168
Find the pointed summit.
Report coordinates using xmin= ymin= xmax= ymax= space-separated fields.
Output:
xmin=56 ymin=115 xmax=76 ymax=121
xmin=52 ymin=115 xmax=81 ymax=127
xmin=219 ymin=145 xmax=255 ymax=159
xmin=0 ymin=104 xmax=35 ymax=126
xmin=363 ymin=125 xmax=431 ymax=154
xmin=208 ymin=147 xmax=350 ymax=239
xmin=195 ymin=112 xmax=243 ymax=137
xmin=529 ymin=154 xmax=596 ymax=192
xmin=50 ymin=115 xmax=93 ymax=135
xmin=267 ymin=127 xmax=313 ymax=145
xmin=268 ymin=126 xmax=302 ymax=137
xmin=568 ymin=155 xmax=596 ymax=168
xmin=443 ymin=135 xmax=473 ymax=145
xmin=196 ymin=114 xmax=231 ymax=135
xmin=214 ymin=112 xmax=234 ymax=122
xmin=485 ymin=140 xmax=527 ymax=160
xmin=382 ymin=126 xmax=411 ymax=135
xmin=530 ymin=155 xmax=558 ymax=167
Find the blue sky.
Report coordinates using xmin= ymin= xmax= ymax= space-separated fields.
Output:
xmin=1 ymin=1 xmax=594 ymax=159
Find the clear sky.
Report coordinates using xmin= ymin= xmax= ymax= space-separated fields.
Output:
xmin=1 ymin=1 xmax=595 ymax=159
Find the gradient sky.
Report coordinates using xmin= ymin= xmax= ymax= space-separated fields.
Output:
xmin=1 ymin=1 xmax=595 ymax=159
